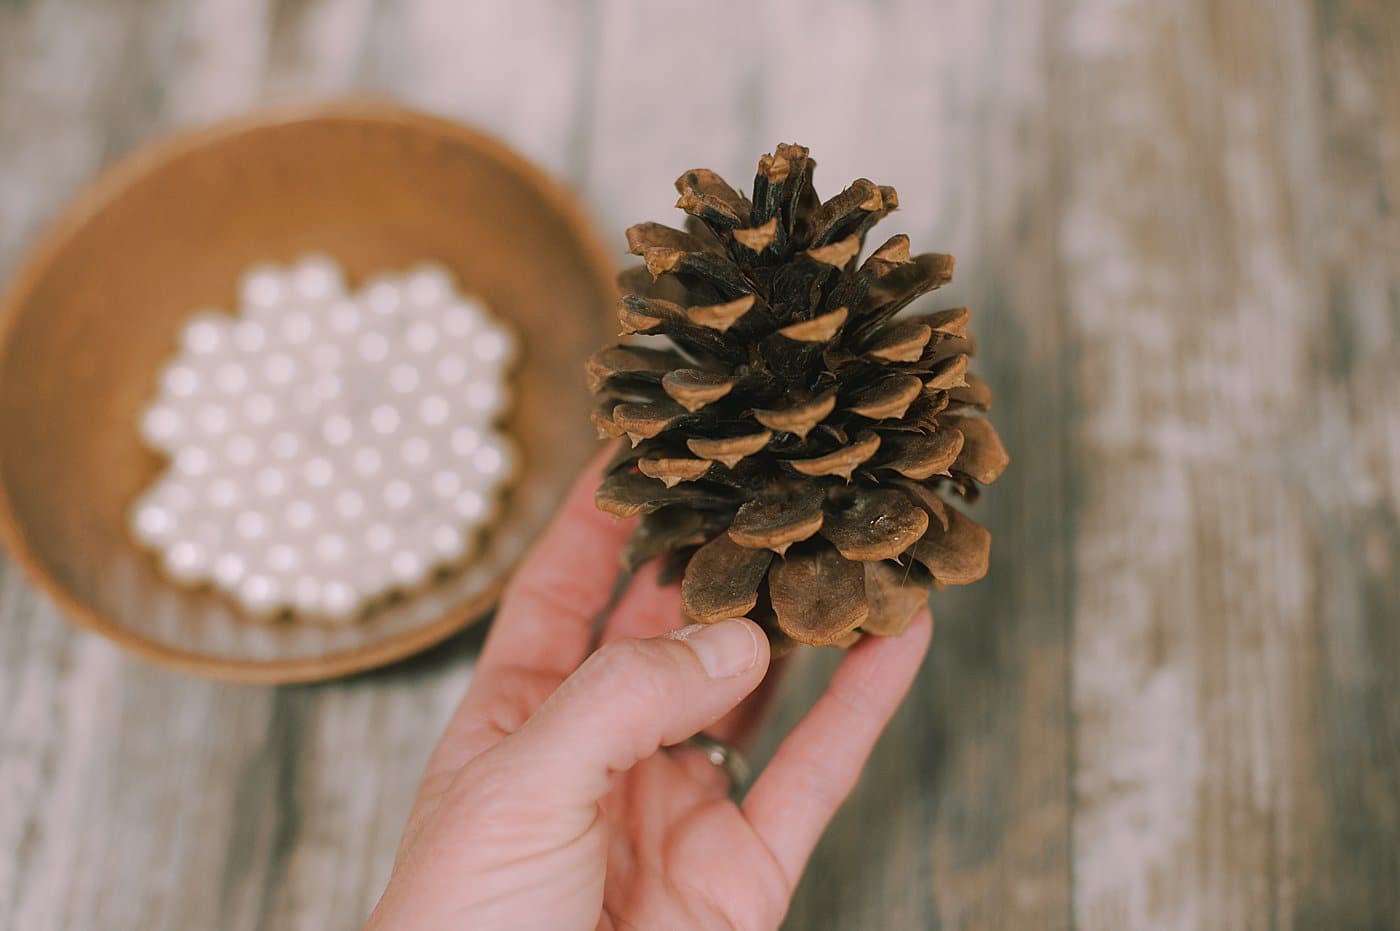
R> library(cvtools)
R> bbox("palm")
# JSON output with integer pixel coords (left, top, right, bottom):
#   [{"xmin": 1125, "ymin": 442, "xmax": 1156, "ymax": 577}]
[{"xmin": 595, "ymin": 722, "xmax": 787, "ymax": 930}]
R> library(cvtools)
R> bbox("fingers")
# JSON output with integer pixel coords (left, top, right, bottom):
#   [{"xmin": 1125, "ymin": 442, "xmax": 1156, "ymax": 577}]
[
  {"xmin": 602, "ymin": 566, "xmax": 776, "ymax": 793},
  {"xmin": 422, "ymin": 449, "xmax": 628, "ymax": 784},
  {"xmin": 668, "ymin": 653, "xmax": 790, "ymax": 794},
  {"xmin": 704, "ymin": 653, "xmax": 788, "ymax": 745},
  {"xmin": 602, "ymin": 566, "xmax": 785, "ymax": 747},
  {"xmin": 501, "ymin": 618, "xmax": 771, "ymax": 806},
  {"xmin": 477, "ymin": 446, "xmax": 632, "ymax": 681},
  {"xmin": 742, "ymin": 611, "xmax": 932, "ymax": 888}
]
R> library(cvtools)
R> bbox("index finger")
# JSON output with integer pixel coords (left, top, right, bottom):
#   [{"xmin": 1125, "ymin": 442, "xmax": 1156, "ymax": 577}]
[
  {"xmin": 477, "ymin": 446, "xmax": 633, "ymax": 680},
  {"xmin": 741, "ymin": 611, "xmax": 933, "ymax": 888}
]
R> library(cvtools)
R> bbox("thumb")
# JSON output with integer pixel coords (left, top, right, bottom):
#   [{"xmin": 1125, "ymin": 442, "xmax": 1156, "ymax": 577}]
[{"xmin": 499, "ymin": 618, "xmax": 770, "ymax": 805}]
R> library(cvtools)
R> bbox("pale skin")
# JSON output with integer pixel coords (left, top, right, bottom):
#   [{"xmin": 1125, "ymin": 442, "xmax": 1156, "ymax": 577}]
[{"xmin": 366, "ymin": 454, "xmax": 933, "ymax": 930}]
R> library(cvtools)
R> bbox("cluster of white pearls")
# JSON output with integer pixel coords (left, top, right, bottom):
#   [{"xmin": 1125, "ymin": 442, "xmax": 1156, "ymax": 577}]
[{"xmin": 129, "ymin": 256, "xmax": 517, "ymax": 623}]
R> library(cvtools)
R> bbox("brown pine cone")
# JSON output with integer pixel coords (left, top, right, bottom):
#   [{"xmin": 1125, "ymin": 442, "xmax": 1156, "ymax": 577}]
[{"xmin": 589, "ymin": 144, "xmax": 1008, "ymax": 650}]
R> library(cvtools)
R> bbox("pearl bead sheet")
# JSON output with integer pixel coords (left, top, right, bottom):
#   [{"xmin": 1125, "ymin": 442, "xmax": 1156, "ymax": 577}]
[{"xmin": 129, "ymin": 256, "xmax": 517, "ymax": 624}]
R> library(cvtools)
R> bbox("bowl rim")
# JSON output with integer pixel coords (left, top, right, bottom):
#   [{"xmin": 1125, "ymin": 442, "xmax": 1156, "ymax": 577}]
[{"xmin": 0, "ymin": 98, "xmax": 617, "ymax": 684}]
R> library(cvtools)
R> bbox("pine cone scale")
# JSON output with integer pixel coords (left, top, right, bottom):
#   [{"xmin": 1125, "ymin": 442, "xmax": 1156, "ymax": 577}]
[
  {"xmin": 770, "ymin": 547, "xmax": 869, "ymax": 646},
  {"xmin": 681, "ymin": 535, "xmax": 773, "ymax": 623}
]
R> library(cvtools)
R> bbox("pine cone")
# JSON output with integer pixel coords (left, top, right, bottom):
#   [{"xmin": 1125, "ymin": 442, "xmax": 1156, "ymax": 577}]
[{"xmin": 589, "ymin": 144, "xmax": 1008, "ymax": 650}]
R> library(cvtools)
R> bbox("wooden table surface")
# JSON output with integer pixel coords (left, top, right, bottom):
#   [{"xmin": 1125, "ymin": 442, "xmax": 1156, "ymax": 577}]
[{"xmin": 2, "ymin": 1, "xmax": 1397, "ymax": 929}]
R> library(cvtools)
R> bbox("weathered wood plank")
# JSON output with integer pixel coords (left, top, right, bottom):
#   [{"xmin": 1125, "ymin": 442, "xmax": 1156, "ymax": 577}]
[
  {"xmin": 1060, "ymin": 0, "xmax": 1400, "ymax": 928},
  {"xmin": 356, "ymin": 0, "xmax": 599, "ymax": 183},
  {"xmin": 0, "ymin": 4, "xmax": 209, "ymax": 928},
  {"xmin": 1287, "ymin": 0, "xmax": 1400, "ymax": 924}
]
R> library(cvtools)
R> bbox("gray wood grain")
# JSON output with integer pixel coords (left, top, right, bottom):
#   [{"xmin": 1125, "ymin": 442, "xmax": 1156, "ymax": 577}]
[
  {"xmin": 1059, "ymin": 2, "xmax": 1400, "ymax": 928},
  {"xmin": 1, "ymin": 0, "xmax": 1397, "ymax": 929}
]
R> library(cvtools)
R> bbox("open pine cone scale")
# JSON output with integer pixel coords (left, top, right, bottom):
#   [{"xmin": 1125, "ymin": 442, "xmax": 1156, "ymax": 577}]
[{"xmin": 591, "ymin": 144, "xmax": 1008, "ymax": 650}]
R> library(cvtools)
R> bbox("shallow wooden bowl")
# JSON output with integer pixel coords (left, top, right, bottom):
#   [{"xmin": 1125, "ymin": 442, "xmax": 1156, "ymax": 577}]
[{"xmin": 0, "ymin": 102, "xmax": 615, "ymax": 683}]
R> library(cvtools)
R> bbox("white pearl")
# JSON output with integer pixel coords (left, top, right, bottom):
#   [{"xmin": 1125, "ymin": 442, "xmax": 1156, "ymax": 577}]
[
  {"xmin": 430, "ymin": 524, "xmax": 467, "ymax": 563},
  {"xmin": 222, "ymin": 432, "xmax": 257, "ymax": 468},
  {"xmin": 131, "ymin": 500, "xmax": 176, "ymax": 545},
  {"xmin": 319, "ymin": 580, "xmax": 358, "ymax": 619},
  {"xmin": 453, "ymin": 489, "xmax": 489, "ymax": 521},
  {"xmin": 242, "ymin": 393, "xmax": 277, "ymax": 428},
  {"xmin": 352, "ymin": 446, "xmax": 384, "ymax": 478},
  {"xmin": 321, "ymin": 414, "xmax": 354, "ymax": 447},
  {"xmin": 291, "ymin": 254, "xmax": 345, "ymax": 302},
  {"xmin": 232, "ymin": 320, "xmax": 268, "ymax": 354},
  {"xmin": 369, "ymin": 404, "xmax": 401, "ymax": 436},
  {"xmin": 435, "ymin": 353, "xmax": 468, "ymax": 386},
  {"xmin": 401, "ymin": 436, "xmax": 433, "ymax": 469},
  {"xmin": 417, "ymin": 394, "xmax": 451, "ymax": 426},
  {"xmin": 314, "ymin": 532, "xmax": 348, "ymax": 564},
  {"xmin": 212, "ymin": 551, "xmax": 248, "ymax": 589},
  {"xmin": 302, "ymin": 456, "xmax": 335, "ymax": 489},
  {"xmin": 383, "ymin": 479, "xmax": 414, "ymax": 511},
  {"xmin": 405, "ymin": 320, "xmax": 438, "ymax": 354},
  {"xmin": 404, "ymin": 264, "xmax": 454, "ymax": 307},
  {"xmin": 279, "ymin": 310, "xmax": 314, "ymax": 346},
  {"xmin": 239, "ymin": 573, "xmax": 282, "ymax": 617},
  {"xmin": 388, "ymin": 362, "xmax": 421, "ymax": 395},
  {"xmin": 430, "ymin": 469, "xmax": 462, "ymax": 499},
  {"xmin": 235, "ymin": 510, "xmax": 268, "ymax": 542},
  {"xmin": 262, "ymin": 352, "xmax": 297, "ymax": 386},
  {"xmin": 390, "ymin": 549, "xmax": 425, "ymax": 586},
  {"xmin": 470, "ymin": 328, "xmax": 514, "ymax": 365},
  {"xmin": 269, "ymin": 430, "xmax": 302, "ymax": 461},
  {"xmin": 357, "ymin": 330, "xmax": 390, "ymax": 363},
  {"xmin": 240, "ymin": 265, "xmax": 286, "ymax": 310},
  {"xmin": 362, "ymin": 279, "xmax": 402, "ymax": 316},
  {"xmin": 181, "ymin": 312, "xmax": 229, "ymax": 356},
  {"xmin": 441, "ymin": 303, "xmax": 483, "ymax": 338},
  {"xmin": 162, "ymin": 363, "xmax": 200, "ymax": 399},
  {"xmin": 463, "ymin": 380, "xmax": 504, "ymax": 417},
  {"xmin": 254, "ymin": 466, "xmax": 288, "ymax": 497},
  {"xmin": 472, "ymin": 441, "xmax": 512, "ymax": 478},
  {"xmin": 140, "ymin": 404, "xmax": 183, "ymax": 447},
  {"xmin": 327, "ymin": 299, "xmax": 362, "ymax": 336},
  {"xmin": 284, "ymin": 498, "xmax": 317, "ymax": 531},
  {"xmin": 266, "ymin": 543, "xmax": 300, "ymax": 574},
  {"xmin": 449, "ymin": 425, "xmax": 482, "ymax": 456},
  {"xmin": 175, "ymin": 446, "xmax": 212, "ymax": 477},
  {"xmin": 365, "ymin": 522, "xmax": 396, "ymax": 553},
  {"xmin": 164, "ymin": 539, "xmax": 208, "ymax": 583},
  {"xmin": 310, "ymin": 373, "xmax": 343, "ymax": 403},
  {"xmin": 207, "ymin": 476, "xmax": 241, "ymax": 510},
  {"xmin": 215, "ymin": 361, "xmax": 248, "ymax": 395},
  {"xmin": 197, "ymin": 403, "xmax": 231, "ymax": 436},
  {"xmin": 333, "ymin": 489, "xmax": 365, "ymax": 520}
]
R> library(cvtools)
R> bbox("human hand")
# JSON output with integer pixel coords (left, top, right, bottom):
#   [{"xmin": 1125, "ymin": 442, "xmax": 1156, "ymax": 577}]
[{"xmin": 366, "ymin": 453, "xmax": 932, "ymax": 931}]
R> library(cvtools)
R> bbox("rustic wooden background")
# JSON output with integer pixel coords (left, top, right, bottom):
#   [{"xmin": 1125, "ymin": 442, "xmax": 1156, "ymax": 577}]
[{"xmin": 2, "ymin": 1, "xmax": 1397, "ymax": 929}]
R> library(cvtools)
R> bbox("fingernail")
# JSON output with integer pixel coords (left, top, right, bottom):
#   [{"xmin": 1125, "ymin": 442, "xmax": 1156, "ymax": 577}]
[{"xmin": 670, "ymin": 619, "xmax": 760, "ymax": 678}]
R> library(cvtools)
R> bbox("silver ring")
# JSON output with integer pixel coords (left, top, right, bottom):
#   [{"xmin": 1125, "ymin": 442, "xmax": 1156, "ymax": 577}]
[{"xmin": 683, "ymin": 733, "xmax": 750, "ymax": 791}]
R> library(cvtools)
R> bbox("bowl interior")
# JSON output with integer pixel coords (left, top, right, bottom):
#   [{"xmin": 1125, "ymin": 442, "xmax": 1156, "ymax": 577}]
[{"xmin": 0, "ymin": 107, "xmax": 615, "ymax": 681}]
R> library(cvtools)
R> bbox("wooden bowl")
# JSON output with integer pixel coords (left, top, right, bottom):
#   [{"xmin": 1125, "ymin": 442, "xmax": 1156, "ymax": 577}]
[{"xmin": 0, "ymin": 102, "xmax": 616, "ymax": 683}]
